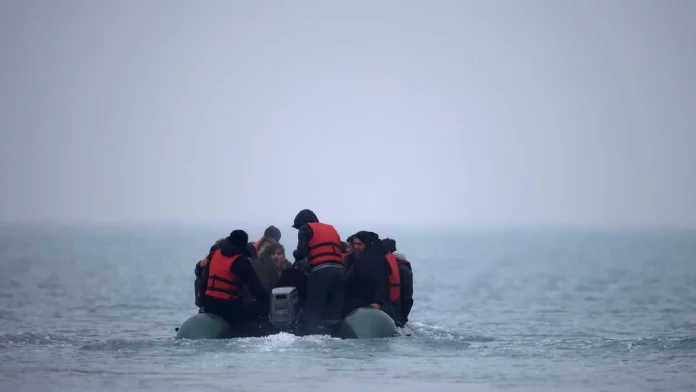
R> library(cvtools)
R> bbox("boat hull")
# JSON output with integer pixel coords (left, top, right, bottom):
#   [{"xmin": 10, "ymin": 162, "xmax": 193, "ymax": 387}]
[{"xmin": 175, "ymin": 307, "xmax": 406, "ymax": 339}]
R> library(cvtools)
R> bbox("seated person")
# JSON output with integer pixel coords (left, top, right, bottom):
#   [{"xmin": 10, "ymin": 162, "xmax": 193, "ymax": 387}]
[
  {"xmin": 343, "ymin": 231, "xmax": 395, "ymax": 320},
  {"xmin": 252, "ymin": 225, "xmax": 282, "ymax": 254},
  {"xmin": 201, "ymin": 230, "xmax": 270, "ymax": 327},
  {"xmin": 382, "ymin": 238, "xmax": 413, "ymax": 324},
  {"xmin": 253, "ymin": 242, "xmax": 292, "ymax": 292},
  {"xmin": 194, "ymin": 237, "xmax": 226, "ymax": 308}
]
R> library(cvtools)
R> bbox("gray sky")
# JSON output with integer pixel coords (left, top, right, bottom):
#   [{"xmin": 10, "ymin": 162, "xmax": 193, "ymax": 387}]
[{"xmin": 1, "ymin": 0, "xmax": 695, "ymax": 228}]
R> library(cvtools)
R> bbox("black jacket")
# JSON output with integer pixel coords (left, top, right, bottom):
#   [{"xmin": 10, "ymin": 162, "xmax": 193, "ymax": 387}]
[
  {"xmin": 194, "ymin": 243, "xmax": 220, "ymax": 307},
  {"xmin": 344, "ymin": 241, "xmax": 390, "ymax": 306},
  {"xmin": 291, "ymin": 209, "xmax": 319, "ymax": 261},
  {"xmin": 398, "ymin": 262, "xmax": 414, "ymax": 322}
]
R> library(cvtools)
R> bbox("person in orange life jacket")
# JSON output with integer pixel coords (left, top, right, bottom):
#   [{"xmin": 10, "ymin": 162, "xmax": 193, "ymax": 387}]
[
  {"xmin": 382, "ymin": 238, "xmax": 413, "ymax": 324},
  {"xmin": 375, "ymin": 238, "xmax": 401, "ymax": 314},
  {"xmin": 253, "ymin": 225, "xmax": 282, "ymax": 254},
  {"xmin": 202, "ymin": 230, "xmax": 270, "ymax": 327},
  {"xmin": 342, "ymin": 232, "xmax": 396, "ymax": 320},
  {"xmin": 194, "ymin": 237, "xmax": 226, "ymax": 310},
  {"xmin": 291, "ymin": 209, "xmax": 345, "ymax": 335}
]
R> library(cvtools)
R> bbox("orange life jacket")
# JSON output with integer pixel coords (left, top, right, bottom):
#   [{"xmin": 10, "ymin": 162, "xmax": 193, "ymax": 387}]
[
  {"xmin": 205, "ymin": 250, "xmax": 244, "ymax": 300},
  {"xmin": 306, "ymin": 222, "xmax": 344, "ymax": 267},
  {"xmin": 253, "ymin": 238, "xmax": 264, "ymax": 249},
  {"xmin": 386, "ymin": 253, "xmax": 401, "ymax": 303}
]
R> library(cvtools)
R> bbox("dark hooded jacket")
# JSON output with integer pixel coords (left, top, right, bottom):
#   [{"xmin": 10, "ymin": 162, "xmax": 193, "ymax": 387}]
[
  {"xmin": 398, "ymin": 261, "xmax": 414, "ymax": 323},
  {"xmin": 202, "ymin": 237, "xmax": 270, "ymax": 307},
  {"xmin": 380, "ymin": 238, "xmax": 414, "ymax": 322},
  {"xmin": 252, "ymin": 243, "xmax": 288, "ymax": 292},
  {"xmin": 291, "ymin": 209, "xmax": 320, "ymax": 261},
  {"xmin": 194, "ymin": 241, "xmax": 224, "ymax": 307},
  {"xmin": 344, "ymin": 232, "xmax": 391, "ymax": 307}
]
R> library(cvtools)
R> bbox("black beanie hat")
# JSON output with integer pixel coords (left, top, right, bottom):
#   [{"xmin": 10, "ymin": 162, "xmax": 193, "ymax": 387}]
[
  {"xmin": 354, "ymin": 231, "xmax": 380, "ymax": 247},
  {"xmin": 382, "ymin": 238, "xmax": 396, "ymax": 253},
  {"xmin": 227, "ymin": 230, "xmax": 249, "ymax": 248},
  {"xmin": 263, "ymin": 225, "xmax": 281, "ymax": 241}
]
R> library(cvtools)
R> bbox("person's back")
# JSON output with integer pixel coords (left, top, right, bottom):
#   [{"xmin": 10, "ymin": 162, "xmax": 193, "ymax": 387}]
[
  {"xmin": 202, "ymin": 230, "xmax": 270, "ymax": 327},
  {"xmin": 251, "ymin": 249, "xmax": 279, "ymax": 293},
  {"xmin": 275, "ymin": 263, "xmax": 309, "ymax": 305},
  {"xmin": 397, "ymin": 257, "xmax": 413, "ymax": 323},
  {"xmin": 291, "ymin": 209, "xmax": 345, "ymax": 335},
  {"xmin": 194, "ymin": 238, "xmax": 226, "ymax": 309},
  {"xmin": 382, "ymin": 238, "xmax": 413, "ymax": 324}
]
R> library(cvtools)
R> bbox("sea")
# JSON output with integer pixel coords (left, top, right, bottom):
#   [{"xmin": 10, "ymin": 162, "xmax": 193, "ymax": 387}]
[{"xmin": 0, "ymin": 223, "xmax": 694, "ymax": 392}]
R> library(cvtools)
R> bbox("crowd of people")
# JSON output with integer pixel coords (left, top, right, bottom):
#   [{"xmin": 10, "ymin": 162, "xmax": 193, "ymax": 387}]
[{"xmin": 193, "ymin": 209, "xmax": 414, "ymax": 336}]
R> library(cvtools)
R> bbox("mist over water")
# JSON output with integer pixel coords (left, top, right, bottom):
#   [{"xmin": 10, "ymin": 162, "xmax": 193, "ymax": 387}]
[{"xmin": 1, "ymin": 0, "xmax": 695, "ymax": 228}]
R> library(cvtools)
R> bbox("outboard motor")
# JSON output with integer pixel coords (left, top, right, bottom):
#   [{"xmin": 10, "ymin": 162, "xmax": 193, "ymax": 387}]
[{"xmin": 269, "ymin": 286, "xmax": 302, "ymax": 332}]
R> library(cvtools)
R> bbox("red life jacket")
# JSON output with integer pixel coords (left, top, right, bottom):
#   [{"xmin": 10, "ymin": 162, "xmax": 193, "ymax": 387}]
[
  {"xmin": 386, "ymin": 253, "xmax": 401, "ymax": 303},
  {"xmin": 204, "ymin": 250, "xmax": 244, "ymax": 300},
  {"xmin": 253, "ymin": 238, "xmax": 264, "ymax": 250},
  {"xmin": 306, "ymin": 222, "xmax": 344, "ymax": 267}
]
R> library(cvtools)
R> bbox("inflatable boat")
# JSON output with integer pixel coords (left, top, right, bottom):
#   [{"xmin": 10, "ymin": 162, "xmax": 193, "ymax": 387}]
[{"xmin": 175, "ymin": 286, "xmax": 413, "ymax": 339}]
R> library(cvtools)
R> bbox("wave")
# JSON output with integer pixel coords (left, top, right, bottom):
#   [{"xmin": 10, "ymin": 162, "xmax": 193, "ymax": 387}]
[{"xmin": 2, "ymin": 328, "xmax": 694, "ymax": 354}]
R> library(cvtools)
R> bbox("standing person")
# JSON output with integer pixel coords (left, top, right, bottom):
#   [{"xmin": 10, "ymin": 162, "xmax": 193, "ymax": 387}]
[{"xmin": 291, "ymin": 209, "xmax": 345, "ymax": 335}]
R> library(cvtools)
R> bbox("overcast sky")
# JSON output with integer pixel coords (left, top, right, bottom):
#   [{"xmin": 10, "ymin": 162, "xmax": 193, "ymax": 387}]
[{"xmin": 1, "ymin": 0, "xmax": 695, "ymax": 228}]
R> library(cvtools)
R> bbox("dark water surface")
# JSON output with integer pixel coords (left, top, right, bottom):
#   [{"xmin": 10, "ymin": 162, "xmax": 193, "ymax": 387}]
[{"xmin": 1, "ymin": 224, "xmax": 694, "ymax": 391}]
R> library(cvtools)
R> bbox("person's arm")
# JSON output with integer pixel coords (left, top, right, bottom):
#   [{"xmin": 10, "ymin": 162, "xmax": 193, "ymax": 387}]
[
  {"xmin": 231, "ymin": 256, "xmax": 270, "ymax": 305},
  {"xmin": 369, "ymin": 256, "xmax": 391, "ymax": 306},
  {"xmin": 399, "ymin": 265, "xmax": 414, "ymax": 320},
  {"xmin": 292, "ymin": 225, "xmax": 313, "ymax": 261}
]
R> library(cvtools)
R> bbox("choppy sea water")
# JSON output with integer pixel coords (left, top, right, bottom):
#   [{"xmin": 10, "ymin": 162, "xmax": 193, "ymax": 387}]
[{"xmin": 0, "ymin": 224, "xmax": 694, "ymax": 392}]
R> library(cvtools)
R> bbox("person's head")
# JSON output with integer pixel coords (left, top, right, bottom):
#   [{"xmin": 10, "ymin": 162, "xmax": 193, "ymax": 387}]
[
  {"xmin": 382, "ymin": 238, "xmax": 396, "ymax": 253},
  {"xmin": 210, "ymin": 237, "xmax": 226, "ymax": 253},
  {"xmin": 340, "ymin": 241, "xmax": 348, "ymax": 254},
  {"xmin": 266, "ymin": 243, "xmax": 287, "ymax": 265},
  {"xmin": 350, "ymin": 236, "xmax": 364, "ymax": 254},
  {"xmin": 226, "ymin": 230, "xmax": 249, "ymax": 248},
  {"xmin": 346, "ymin": 235, "xmax": 355, "ymax": 254},
  {"xmin": 351, "ymin": 231, "xmax": 379, "ymax": 254},
  {"xmin": 292, "ymin": 209, "xmax": 319, "ymax": 229},
  {"xmin": 263, "ymin": 225, "xmax": 281, "ymax": 243}
]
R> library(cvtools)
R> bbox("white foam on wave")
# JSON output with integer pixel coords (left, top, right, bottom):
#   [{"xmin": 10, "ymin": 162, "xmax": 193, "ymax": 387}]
[
  {"xmin": 256, "ymin": 332, "xmax": 300, "ymax": 352},
  {"xmin": 231, "ymin": 331, "xmax": 342, "ymax": 353}
]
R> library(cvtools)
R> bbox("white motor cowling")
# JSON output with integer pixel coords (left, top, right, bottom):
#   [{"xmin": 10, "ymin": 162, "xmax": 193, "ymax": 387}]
[{"xmin": 269, "ymin": 286, "xmax": 301, "ymax": 331}]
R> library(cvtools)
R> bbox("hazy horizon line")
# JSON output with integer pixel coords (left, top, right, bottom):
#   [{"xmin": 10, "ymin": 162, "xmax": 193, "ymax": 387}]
[{"xmin": 1, "ymin": 219, "xmax": 695, "ymax": 233}]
